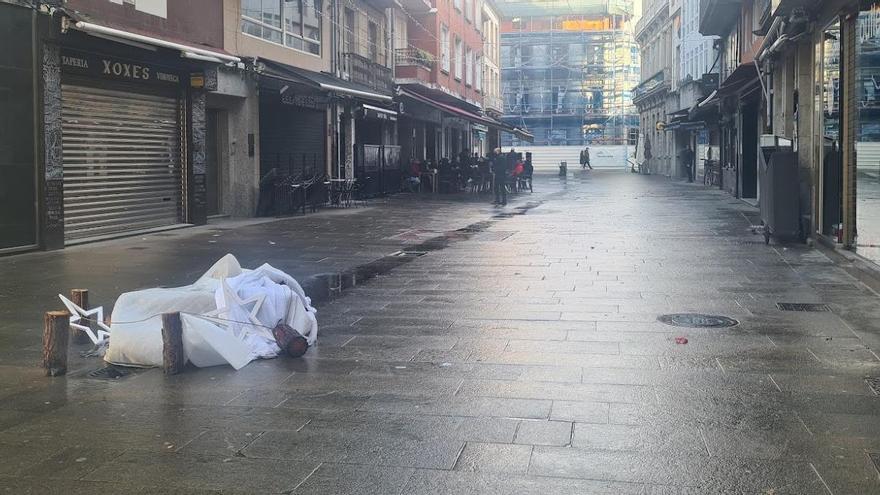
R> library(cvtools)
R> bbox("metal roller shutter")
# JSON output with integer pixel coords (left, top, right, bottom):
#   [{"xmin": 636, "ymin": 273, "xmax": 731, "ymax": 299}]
[
  {"xmin": 259, "ymin": 95, "xmax": 325, "ymax": 177},
  {"xmin": 61, "ymin": 84, "xmax": 183, "ymax": 242}
]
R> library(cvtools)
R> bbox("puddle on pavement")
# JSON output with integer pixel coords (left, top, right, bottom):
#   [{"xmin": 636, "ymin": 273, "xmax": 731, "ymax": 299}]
[{"xmin": 302, "ymin": 200, "xmax": 543, "ymax": 306}]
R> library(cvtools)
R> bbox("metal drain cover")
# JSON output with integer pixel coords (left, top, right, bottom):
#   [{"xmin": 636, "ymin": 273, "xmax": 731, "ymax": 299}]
[
  {"xmin": 658, "ymin": 313, "xmax": 739, "ymax": 328},
  {"xmin": 86, "ymin": 366, "xmax": 132, "ymax": 380},
  {"xmin": 870, "ymin": 452, "xmax": 880, "ymax": 476},
  {"xmin": 776, "ymin": 302, "xmax": 831, "ymax": 312},
  {"xmin": 866, "ymin": 377, "xmax": 880, "ymax": 396}
]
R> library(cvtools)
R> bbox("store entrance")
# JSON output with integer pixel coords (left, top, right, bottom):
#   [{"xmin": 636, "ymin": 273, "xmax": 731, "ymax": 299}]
[
  {"xmin": 821, "ymin": 20, "xmax": 843, "ymax": 239},
  {"xmin": 856, "ymin": 3, "xmax": 880, "ymax": 262}
]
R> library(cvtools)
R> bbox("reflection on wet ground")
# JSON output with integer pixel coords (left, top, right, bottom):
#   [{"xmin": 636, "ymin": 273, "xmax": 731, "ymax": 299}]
[{"xmin": 1, "ymin": 171, "xmax": 880, "ymax": 493}]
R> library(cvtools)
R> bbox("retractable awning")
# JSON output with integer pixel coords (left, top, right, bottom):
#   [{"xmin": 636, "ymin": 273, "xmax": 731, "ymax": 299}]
[
  {"xmin": 70, "ymin": 20, "xmax": 241, "ymax": 64},
  {"xmin": 259, "ymin": 59, "xmax": 392, "ymax": 102},
  {"xmin": 398, "ymin": 88, "xmax": 497, "ymax": 127},
  {"xmin": 717, "ymin": 64, "xmax": 760, "ymax": 96}
]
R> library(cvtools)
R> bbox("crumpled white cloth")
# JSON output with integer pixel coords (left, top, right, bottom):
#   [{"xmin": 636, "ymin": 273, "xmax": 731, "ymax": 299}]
[{"xmin": 104, "ymin": 254, "xmax": 318, "ymax": 370}]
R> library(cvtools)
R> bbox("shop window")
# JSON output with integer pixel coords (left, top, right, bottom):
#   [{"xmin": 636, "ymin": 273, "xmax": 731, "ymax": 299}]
[
  {"xmin": 856, "ymin": 2, "xmax": 880, "ymax": 262},
  {"xmin": 241, "ymin": 0, "xmax": 322, "ymax": 55}
]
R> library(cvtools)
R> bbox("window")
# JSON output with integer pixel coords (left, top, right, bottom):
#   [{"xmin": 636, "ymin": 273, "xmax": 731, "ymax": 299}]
[
  {"xmin": 453, "ymin": 0, "xmax": 461, "ymax": 11},
  {"xmin": 475, "ymin": 0, "xmax": 482, "ymax": 29},
  {"xmin": 343, "ymin": 8, "xmax": 355, "ymax": 54},
  {"xmin": 454, "ymin": 37, "xmax": 463, "ymax": 80},
  {"xmin": 368, "ymin": 21, "xmax": 379, "ymax": 63},
  {"xmin": 465, "ymin": 47, "xmax": 473, "ymax": 85},
  {"xmin": 241, "ymin": 0, "xmax": 322, "ymax": 55},
  {"xmin": 475, "ymin": 54, "xmax": 482, "ymax": 91},
  {"xmin": 440, "ymin": 25, "xmax": 450, "ymax": 72},
  {"xmin": 465, "ymin": 0, "xmax": 472, "ymax": 21}
]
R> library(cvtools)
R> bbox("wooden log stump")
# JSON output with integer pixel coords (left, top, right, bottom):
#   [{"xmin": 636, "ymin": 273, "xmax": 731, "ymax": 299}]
[
  {"xmin": 69, "ymin": 289, "xmax": 92, "ymax": 344},
  {"xmin": 161, "ymin": 312, "xmax": 185, "ymax": 375},
  {"xmin": 43, "ymin": 311, "xmax": 70, "ymax": 377}
]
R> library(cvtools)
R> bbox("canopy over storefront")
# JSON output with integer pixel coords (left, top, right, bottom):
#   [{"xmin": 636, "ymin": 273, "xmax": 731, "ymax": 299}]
[
  {"xmin": 397, "ymin": 88, "xmax": 534, "ymax": 142},
  {"xmin": 258, "ymin": 59, "xmax": 393, "ymax": 103}
]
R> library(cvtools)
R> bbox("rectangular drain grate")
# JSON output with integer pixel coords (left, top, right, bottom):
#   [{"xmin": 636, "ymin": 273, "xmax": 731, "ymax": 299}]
[
  {"xmin": 870, "ymin": 452, "xmax": 880, "ymax": 476},
  {"xmin": 776, "ymin": 302, "xmax": 831, "ymax": 312},
  {"xmin": 866, "ymin": 377, "xmax": 880, "ymax": 396}
]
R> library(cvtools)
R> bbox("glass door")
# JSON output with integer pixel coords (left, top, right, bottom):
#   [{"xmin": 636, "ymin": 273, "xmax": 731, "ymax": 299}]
[{"xmin": 856, "ymin": 3, "xmax": 880, "ymax": 262}]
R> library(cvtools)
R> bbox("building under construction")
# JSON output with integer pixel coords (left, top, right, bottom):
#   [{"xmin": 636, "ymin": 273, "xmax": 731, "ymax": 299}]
[{"xmin": 496, "ymin": 0, "xmax": 640, "ymax": 146}]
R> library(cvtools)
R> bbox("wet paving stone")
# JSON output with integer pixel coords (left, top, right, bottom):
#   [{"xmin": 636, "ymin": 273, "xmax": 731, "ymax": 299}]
[{"xmin": 2, "ymin": 172, "xmax": 880, "ymax": 491}]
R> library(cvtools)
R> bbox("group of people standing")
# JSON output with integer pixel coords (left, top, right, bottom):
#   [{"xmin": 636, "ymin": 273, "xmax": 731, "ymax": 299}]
[{"xmin": 406, "ymin": 149, "xmax": 531, "ymax": 203}]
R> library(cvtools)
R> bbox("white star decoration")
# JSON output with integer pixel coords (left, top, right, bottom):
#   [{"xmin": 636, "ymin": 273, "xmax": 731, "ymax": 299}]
[
  {"xmin": 203, "ymin": 278, "xmax": 266, "ymax": 328},
  {"xmin": 58, "ymin": 294, "xmax": 111, "ymax": 345}
]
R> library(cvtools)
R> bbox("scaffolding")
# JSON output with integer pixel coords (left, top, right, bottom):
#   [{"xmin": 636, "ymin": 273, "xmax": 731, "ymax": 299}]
[{"xmin": 496, "ymin": 0, "xmax": 640, "ymax": 146}]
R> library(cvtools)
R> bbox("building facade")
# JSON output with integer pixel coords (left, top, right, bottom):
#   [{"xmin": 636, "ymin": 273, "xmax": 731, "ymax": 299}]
[
  {"xmin": 633, "ymin": 0, "xmax": 680, "ymax": 177},
  {"xmin": 481, "ymin": 0, "xmax": 503, "ymax": 153},
  {"xmin": 1, "ymin": 0, "xmax": 514, "ymax": 254},
  {"xmin": 393, "ymin": 0, "xmax": 512, "ymax": 164},
  {"xmin": 498, "ymin": 0, "xmax": 641, "ymax": 147},
  {"xmin": 668, "ymin": 0, "xmax": 717, "ymax": 180},
  {"xmin": 0, "ymin": 0, "xmax": 238, "ymax": 253},
  {"xmin": 691, "ymin": 0, "xmax": 880, "ymax": 267}
]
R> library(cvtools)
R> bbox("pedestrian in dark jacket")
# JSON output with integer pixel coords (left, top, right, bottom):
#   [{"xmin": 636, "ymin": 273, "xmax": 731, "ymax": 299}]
[
  {"xmin": 682, "ymin": 145, "xmax": 695, "ymax": 183},
  {"xmin": 491, "ymin": 148, "xmax": 508, "ymax": 205},
  {"xmin": 580, "ymin": 146, "xmax": 592, "ymax": 170}
]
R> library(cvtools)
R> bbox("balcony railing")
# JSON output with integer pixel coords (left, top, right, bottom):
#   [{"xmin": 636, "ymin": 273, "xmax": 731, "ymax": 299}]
[
  {"xmin": 343, "ymin": 52, "xmax": 393, "ymax": 94},
  {"xmin": 394, "ymin": 47, "xmax": 435, "ymax": 71}
]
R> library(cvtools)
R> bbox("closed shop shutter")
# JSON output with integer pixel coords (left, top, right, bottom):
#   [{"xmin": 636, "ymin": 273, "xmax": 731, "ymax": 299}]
[
  {"xmin": 61, "ymin": 84, "xmax": 183, "ymax": 242},
  {"xmin": 259, "ymin": 97, "xmax": 325, "ymax": 177}
]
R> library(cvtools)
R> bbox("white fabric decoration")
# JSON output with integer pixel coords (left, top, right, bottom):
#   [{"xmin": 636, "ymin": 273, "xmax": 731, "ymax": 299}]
[{"xmin": 103, "ymin": 254, "xmax": 318, "ymax": 370}]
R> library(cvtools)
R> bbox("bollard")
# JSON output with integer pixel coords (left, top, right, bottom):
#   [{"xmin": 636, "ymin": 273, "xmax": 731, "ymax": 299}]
[
  {"xmin": 69, "ymin": 289, "xmax": 92, "ymax": 344},
  {"xmin": 161, "ymin": 312, "xmax": 185, "ymax": 375},
  {"xmin": 42, "ymin": 311, "xmax": 70, "ymax": 377}
]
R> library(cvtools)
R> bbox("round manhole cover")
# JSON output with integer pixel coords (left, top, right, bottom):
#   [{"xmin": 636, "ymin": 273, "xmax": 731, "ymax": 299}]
[{"xmin": 657, "ymin": 313, "xmax": 739, "ymax": 328}]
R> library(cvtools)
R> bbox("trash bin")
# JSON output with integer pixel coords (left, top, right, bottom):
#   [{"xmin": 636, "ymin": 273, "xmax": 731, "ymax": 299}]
[{"xmin": 759, "ymin": 136, "xmax": 800, "ymax": 244}]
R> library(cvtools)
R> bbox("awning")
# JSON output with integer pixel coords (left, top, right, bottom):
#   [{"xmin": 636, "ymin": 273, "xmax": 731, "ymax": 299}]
[
  {"xmin": 511, "ymin": 128, "xmax": 534, "ymax": 143},
  {"xmin": 397, "ymin": 88, "xmax": 534, "ymax": 142},
  {"xmin": 496, "ymin": 121, "xmax": 534, "ymax": 142},
  {"xmin": 71, "ymin": 20, "xmax": 240, "ymax": 63},
  {"xmin": 398, "ymin": 88, "xmax": 497, "ymax": 127},
  {"xmin": 718, "ymin": 64, "xmax": 760, "ymax": 96},
  {"xmin": 259, "ymin": 59, "xmax": 392, "ymax": 102},
  {"xmin": 359, "ymin": 103, "xmax": 397, "ymax": 121}
]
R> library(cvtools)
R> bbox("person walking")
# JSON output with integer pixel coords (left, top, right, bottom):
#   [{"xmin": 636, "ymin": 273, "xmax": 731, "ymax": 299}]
[{"xmin": 583, "ymin": 146, "xmax": 593, "ymax": 170}]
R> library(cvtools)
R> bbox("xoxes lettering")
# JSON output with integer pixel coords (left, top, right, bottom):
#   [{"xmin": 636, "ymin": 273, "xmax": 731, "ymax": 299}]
[{"xmin": 102, "ymin": 59, "xmax": 151, "ymax": 80}]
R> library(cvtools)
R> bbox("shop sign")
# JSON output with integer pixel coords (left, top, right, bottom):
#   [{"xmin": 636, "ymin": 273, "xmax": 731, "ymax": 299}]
[
  {"xmin": 281, "ymin": 92, "xmax": 328, "ymax": 109},
  {"xmin": 61, "ymin": 49, "xmax": 181, "ymax": 86},
  {"xmin": 360, "ymin": 107, "xmax": 397, "ymax": 122}
]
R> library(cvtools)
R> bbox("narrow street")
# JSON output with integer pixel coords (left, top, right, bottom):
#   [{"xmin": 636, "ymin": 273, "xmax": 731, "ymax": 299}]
[{"xmin": 2, "ymin": 171, "xmax": 880, "ymax": 494}]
